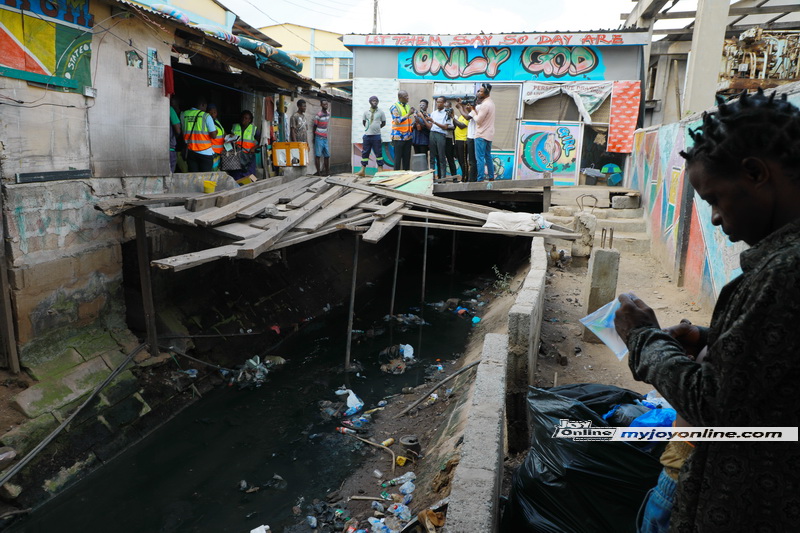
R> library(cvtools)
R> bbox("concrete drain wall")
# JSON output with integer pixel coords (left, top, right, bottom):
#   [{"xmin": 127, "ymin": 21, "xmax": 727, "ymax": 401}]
[{"xmin": 443, "ymin": 238, "xmax": 548, "ymax": 533}]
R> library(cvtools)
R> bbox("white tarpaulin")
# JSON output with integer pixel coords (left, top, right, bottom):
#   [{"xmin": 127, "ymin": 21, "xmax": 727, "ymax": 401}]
[
  {"xmin": 483, "ymin": 212, "xmax": 552, "ymax": 232},
  {"xmin": 522, "ymin": 81, "xmax": 613, "ymax": 124}
]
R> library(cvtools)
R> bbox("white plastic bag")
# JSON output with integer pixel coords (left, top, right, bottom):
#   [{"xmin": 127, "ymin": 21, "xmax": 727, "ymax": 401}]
[{"xmin": 579, "ymin": 299, "xmax": 629, "ymax": 360}]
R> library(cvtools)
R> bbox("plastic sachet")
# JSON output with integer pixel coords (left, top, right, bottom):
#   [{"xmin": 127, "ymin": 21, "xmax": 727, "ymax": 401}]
[{"xmin": 579, "ymin": 299, "xmax": 629, "ymax": 360}]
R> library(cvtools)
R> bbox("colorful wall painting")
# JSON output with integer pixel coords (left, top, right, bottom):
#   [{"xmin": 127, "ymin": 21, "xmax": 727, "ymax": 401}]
[
  {"xmin": 490, "ymin": 150, "xmax": 514, "ymax": 180},
  {"xmin": 517, "ymin": 121, "xmax": 582, "ymax": 185},
  {"xmin": 398, "ymin": 46, "xmax": 606, "ymax": 81},
  {"xmin": 0, "ymin": 1, "xmax": 93, "ymax": 92}
]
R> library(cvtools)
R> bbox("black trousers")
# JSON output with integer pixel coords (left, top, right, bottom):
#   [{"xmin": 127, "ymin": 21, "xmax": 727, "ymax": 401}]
[
  {"xmin": 455, "ymin": 140, "xmax": 468, "ymax": 179},
  {"xmin": 445, "ymin": 136, "xmax": 457, "ymax": 176},
  {"xmin": 187, "ymin": 151, "xmax": 214, "ymax": 172},
  {"xmin": 429, "ymin": 132, "xmax": 447, "ymax": 178},
  {"xmin": 466, "ymin": 138, "xmax": 478, "ymax": 181},
  {"xmin": 392, "ymin": 140, "xmax": 412, "ymax": 170}
]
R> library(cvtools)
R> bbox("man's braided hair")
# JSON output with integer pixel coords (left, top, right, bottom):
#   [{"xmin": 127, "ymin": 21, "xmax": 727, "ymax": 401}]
[{"xmin": 679, "ymin": 88, "xmax": 800, "ymax": 180}]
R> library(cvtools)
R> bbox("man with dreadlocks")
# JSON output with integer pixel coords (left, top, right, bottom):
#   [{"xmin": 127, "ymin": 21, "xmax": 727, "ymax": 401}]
[{"xmin": 615, "ymin": 89, "xmax": 800, "ymax": 532}]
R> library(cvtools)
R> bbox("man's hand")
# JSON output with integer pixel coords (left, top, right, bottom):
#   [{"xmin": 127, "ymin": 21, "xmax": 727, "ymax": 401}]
[
  {"xmin": 663, "ymin": 319, "xmax": 705, "ymax": 358},
  {"xmin": 614, "ymin": 293, "xmax": 660, "ymax": 342}
]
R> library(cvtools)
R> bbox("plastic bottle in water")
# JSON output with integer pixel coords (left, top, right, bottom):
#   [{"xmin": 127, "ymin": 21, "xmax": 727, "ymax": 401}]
[
  {"xmin": 388, "ymin": 503, "xmax": 412, "ymax": 521},
  {"xmin": 367, "ymin": 517, "xmax": 394, "ymax": 533},
  {"xmin": 306, "ymin": 515, "xmax": 317, "ymax": 528},
  {"xmin": 402, "ymin": 493, "xmax": 413, "ymax": 505},
  {"xmin": 335, "ymin": 427, "xmax": 357, "ymax": 435},
  {"xmin": 371, "ymin": 501, "xmax": 385, "ymax": 512},
  {"xmin": 382, "ymin": 471, "xmax": 416, "ymax": 487},
  {"xmin": 398, "ymin": 480, "xmax": 415, "ymax": 495}
]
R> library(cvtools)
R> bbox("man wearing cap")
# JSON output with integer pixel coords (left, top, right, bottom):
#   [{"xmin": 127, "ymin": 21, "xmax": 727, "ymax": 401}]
[{"xmin": 357, "ymin": 96, "xmax": 386, "ymax": 177}]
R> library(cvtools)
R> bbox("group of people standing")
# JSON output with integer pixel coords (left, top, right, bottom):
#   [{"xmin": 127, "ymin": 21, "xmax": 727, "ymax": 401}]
[
  {"xmin": 357, "ymin": 84, "xmax": 495, "ymax": 181},
  {"xmin": 170, "ymin": 96, "xmax": 258, "ymax": 180},
  {"xmin": 289, "ymin": 99, "xmax": 331, "ymax": 176}
]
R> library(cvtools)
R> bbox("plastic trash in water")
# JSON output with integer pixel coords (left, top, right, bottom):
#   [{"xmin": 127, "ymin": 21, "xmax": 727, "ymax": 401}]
[
  {"xmin": 424, "ymin": 393, "xmax": 438, "ymax": 406},
  {"xmin": 398, "ymin": 480, "xmax": 415, "ymax": 495},
  {"xmin": 383, "ymin": 472, "xmax": 416, "ymax": 487},
  {"xmin": 399, "ymin": 344, "xmax": 415, "ymax": 361},
  {"xmin": 250, "ymin": 526, "xmax": 270, "ymax": 533},
  {"xmin": 371, "ymin": 501, "xmax": 385, "ymax": 512},
  {"xmin": 335, "ymin": 387, "xmax": 364, "ymax": 416},
  {"xmin": 367, "ymin": 517, "xmax": 395, "ymax": 533},
  {"xmin": 388, "ymin": 503, "xmax": 412, "ymax": 521},
  {"xmin": 472, "ymin": 316, "xmax": 481, "ymax": 324},
  {"xmin": 645, "ymin": 390, "xmax": 674, "ymax": 410},
  {"xmin": 631, "ymin": 408, "xmax": 677, "ymax": 428},
  {"xmin": 579, "ymin": 299, "xmax": 629, "ymax": 360},
  {"xmin": 306, "ymin": 515, "xmax": 318, "ymax": 528},
  {"xmin": 377, "ymin": 400, "xmax": 388, "ymax": 407}
]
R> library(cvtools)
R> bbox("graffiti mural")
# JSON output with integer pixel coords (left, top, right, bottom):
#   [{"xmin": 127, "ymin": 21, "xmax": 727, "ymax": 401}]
[
  {"xmin": 490, "ymin": 151, "xmax": 514, "ymax": 180},
  {"xmin": 626, "ymin": 119, "xmax": 746, "ymax": 305},
  {"xmin": 0, "ymin": 1, "xmax": 93, "ymax": 92},
  {"xmin": 398, "ymin": 46, "xmax": 605, "ymax": 81},
  {"xmin": 351, "ymin": 142, "xmax": 393, "ymax": 174},
  {"xmin": 517, "ymin": 121, "xmax": 582, "ymax": 185}
]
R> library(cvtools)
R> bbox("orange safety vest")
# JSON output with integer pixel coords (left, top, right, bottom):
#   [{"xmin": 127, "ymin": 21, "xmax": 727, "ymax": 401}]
[
  {"xmin": 181, "ymin": 109, "xmax": 213, "ymax": 152},
  {"xmin": 211, "ymin": 120, "xmax": 225, "ymax": 154},
  {"xmin": 232, "ymin": 123, "xmax": 257, "ymax": 152}
]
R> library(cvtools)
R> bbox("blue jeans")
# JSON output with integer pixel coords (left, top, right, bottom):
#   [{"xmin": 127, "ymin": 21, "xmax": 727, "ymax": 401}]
[
  {"xmin": 314, "ymin": 136, "xmax": 330, "ymax": 157},
  {"xmin": 474, "ymin": 137, "xmax": 493, "ymax": 181},
  {"xmin": 637, "ymin": 469, "xmax": 677, "ymax": 533}
]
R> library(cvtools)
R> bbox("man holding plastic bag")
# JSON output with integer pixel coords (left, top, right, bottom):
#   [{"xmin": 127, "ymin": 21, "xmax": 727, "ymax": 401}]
[{"xmin": 614, "ymin": 90, "xmax": 800, "ymax": 532}]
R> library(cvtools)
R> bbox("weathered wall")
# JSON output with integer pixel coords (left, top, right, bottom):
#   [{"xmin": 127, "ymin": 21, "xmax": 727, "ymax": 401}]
[
  {"xmin": 625, "ymin": 82, "xmax": 800, "ymax": 306},
  {"xmin": 87, "ymin": 3, "xmax": 173, "ymax": 177}
]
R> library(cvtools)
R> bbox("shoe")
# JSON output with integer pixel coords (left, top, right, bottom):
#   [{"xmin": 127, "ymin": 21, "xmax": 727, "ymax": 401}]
[{"xmin": 355, "ymin": 169, "xmax": 366, "ymax": 177}]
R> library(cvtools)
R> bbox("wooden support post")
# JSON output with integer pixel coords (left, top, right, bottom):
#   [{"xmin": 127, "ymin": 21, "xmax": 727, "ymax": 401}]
[
  {"xmin": 344, "ymin": 234, "xmax": 360, "ymax": 370},
  {"xmin": 0, "ymin": 186, "xmax": 19, "ymax": 374},
  {"xmin": 390, "ymin": 226, "xmax": 402, "ymax": 317},
  {"xmin": 135, "ymin": 217, "xmax": 159, "ymax": 359},
  {"xmin": 421, "ymin": 210, "xmax": 429, "ymax": 306}
]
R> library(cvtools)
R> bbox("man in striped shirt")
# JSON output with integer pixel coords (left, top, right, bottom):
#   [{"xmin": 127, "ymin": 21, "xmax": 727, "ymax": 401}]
[
  {"xmin": 390, "ymin": 90, "xmax": 415, "ymax": 170},
  {"xmin": 313, "ymin": 99, "xmax": 331, "ymax": 176}
]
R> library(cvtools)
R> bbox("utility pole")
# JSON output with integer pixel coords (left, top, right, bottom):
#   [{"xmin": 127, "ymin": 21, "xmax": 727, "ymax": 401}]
[{"xmin": 372, "ymin": 0, "xmax": 377, "ymax": 33}]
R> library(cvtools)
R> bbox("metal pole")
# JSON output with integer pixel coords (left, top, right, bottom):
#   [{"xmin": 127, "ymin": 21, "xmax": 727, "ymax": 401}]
[
  {"xmin": 344, "ymin": 234, "xmax": 360, "ymax": 370},
  {"xmin": 421, "ymin": 212, "xmax": 429, "ymax": 306},
  {"xmin": 135, "ymin": 217, "xmax": 159, "ymax": 359},
  {"xmin": 389, "ymin": 226, "xmax": 402, "ymax": 317},
  {"xmin": 372, "ymin": 0, "xmax": 378, "ymax": 33}
]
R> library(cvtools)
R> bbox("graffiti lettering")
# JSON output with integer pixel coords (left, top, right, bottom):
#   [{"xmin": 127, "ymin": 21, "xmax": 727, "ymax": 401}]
[
  {"xmin": 557, "ymin": 126, "xmax": 575, "ymax": 157},
  {"xmin": 4, "ymin": 0, "xmax": 93, "ymax": 27},
  {"xmin": 411, "ymin": 47, "xmax": 511, "ymax": 79},
  {"xmin": 349, "ymin": 33, "xmax": 641, "ymax": 47},
  {"xmin": 581, "ymin": 34, "xmax": 624, "ymax": 45},
  {"xmin": 521, "ymin": 46, "xmax": 599, "ymax": 78},
  {"xmin": 535, "ymin": 35, "xmax": 573, "ymax": 46}
]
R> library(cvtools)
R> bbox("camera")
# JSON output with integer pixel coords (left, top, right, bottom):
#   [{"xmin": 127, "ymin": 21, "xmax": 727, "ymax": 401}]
[{"xmin": 461, "ymin": 95, "xmax": 476, "ymax": 106}]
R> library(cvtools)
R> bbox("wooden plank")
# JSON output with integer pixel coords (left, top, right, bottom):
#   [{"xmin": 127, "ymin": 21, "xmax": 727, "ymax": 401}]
[
  {"xmin": 433, "ymin": 178, "xmax": 552, "ymax": 194},
  {"xmin": 136, "ymin": 192, "xmax": 203, "ymax": 201},
  {"xmin": 326, "ymin": 178, "xmax": 491, "ymax": 221},
  {"xmin": 398, "ymin": 208, "xmax": 483, "ymax": 226},
  {"xmin": 398, "ymin": 220, "xmax": 581, "ymax": 240},
  {"xmin": 279, "ymin": 178, "xmax": 320, "ymax": 203},
  {"xmin": 236, "ymin": 187, "xmax": 346, "ymax": 259},
  {"xmin": 135, "ymin": 218, "xmax": 159, "ymax": 358},
  {"xmin": 96, "ymin": 197, "xmax": 191, "ymax": 216},
  {"xmin": 148, "ymin": 205, "xmax": 193, "ymax": 223},
  {"xmin": 234, "ymin": 179, "xmax": 314, "ymax": 219},
  {"xmin": 362, "ymin": 214, "xmax": 402, "ymax": 244},
  {"xmin": 375, "ymin": 200, "xmax": 405, "ymax": 218},
  {"xmin": 194, "ymin": 189, "xmax": 286, "ymax": 227},
  {"xmin": 186, "ymin": 178, "xmax": 279, "ymax": 212},
  {"xmin": 293, "ymin": 191, "xmax": 372, "ymax": 233},
  {"xmin": 287, "ymin": 183, "xmax": 332, "ymax": 208},
  {"xmin": 151, "ymin": 245, "xmax": 241, "ymax": 271},
  {"xmin": 211, "ymin": 221, "xmax": 267, "ymax": 240}
]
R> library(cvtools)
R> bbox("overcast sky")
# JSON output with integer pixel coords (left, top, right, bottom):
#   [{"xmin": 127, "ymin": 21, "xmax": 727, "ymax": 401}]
[{"xmin": 219, "ymin": 0, "xmax": 638, "ymax": 37}]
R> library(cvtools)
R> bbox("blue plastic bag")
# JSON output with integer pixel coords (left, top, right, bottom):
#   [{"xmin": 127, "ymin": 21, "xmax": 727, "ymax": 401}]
[{"xmin": 630, "ymin": 408, "xmax": 677, "ymax": 428}]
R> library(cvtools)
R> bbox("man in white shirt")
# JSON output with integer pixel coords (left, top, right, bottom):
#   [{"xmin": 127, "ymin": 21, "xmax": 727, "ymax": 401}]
[
  {"xmin": 464, "ymin": 83, "xmax": 496, "ymax": 181},
  {"xmin": 423, "ymin": 96, "xmax": 453, "ymax": 180}
]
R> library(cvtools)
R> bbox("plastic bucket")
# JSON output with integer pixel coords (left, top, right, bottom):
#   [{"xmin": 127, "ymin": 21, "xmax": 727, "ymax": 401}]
[{"xmin": 203, "ymin": 180, "xmax": 217, "ymax": 193}]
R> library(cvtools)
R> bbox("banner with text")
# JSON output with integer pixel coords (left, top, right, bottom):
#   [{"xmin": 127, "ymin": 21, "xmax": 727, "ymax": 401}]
[{"xmin": 398, "ymin": 46, "xmax": 606, "ymax": 82}]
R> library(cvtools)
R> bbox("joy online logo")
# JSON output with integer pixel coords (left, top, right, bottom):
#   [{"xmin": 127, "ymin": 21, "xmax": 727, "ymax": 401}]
[
  {"xmin": 409, "ymin": 46, "xmax": 600, "ymax": 79},
  {"xmin": 552, "ymin": 419, "xmax": 616, "ymax": 440}
]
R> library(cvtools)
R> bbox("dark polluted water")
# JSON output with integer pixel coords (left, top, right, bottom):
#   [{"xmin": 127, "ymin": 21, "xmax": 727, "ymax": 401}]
[{"xmin": 9, "ymin": 269, "xmax": 483, "ymax": 533}]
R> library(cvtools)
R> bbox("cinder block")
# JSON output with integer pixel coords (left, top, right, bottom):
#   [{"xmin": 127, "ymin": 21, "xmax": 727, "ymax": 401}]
[
  {"xmin": 583, "ymin": 248, "xmax": 621, "ymax": 343},
  {"xmin": 0, "ymin": 413, "xmax": 59, "ymax": 455},
  {"xmin": 612, "ymin": 195, "xmax": 641, "ymax": 209},
  {"xmin": 74, "ymin": 246, "xmax": 120, "ymax": 278},
  {"xmin": 19, "ymin": 257, "xmax": 77, "ymax": 293},
  {"xmin": 25, "ymin": 347, "xmax": 85, "ymax": 382},
  {"xmin": 508, "ymin": 304, "xmax": 533, "ymax": 347}
]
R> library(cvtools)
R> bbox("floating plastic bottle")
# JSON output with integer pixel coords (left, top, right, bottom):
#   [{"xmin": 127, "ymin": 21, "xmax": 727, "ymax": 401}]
[
  {"xmin": 336, "ymin": 387, "xmax": 365, "ymax": 416},
  {"xmin": 371, "ymin": 501, "xmax": 385, "ymax": 512},
  {"xmin": 424, "ymin": 393, "xmax": 438, "ymax": 406},
  {"xmin": 335, "ymin": 427, "xmax": 357, "ymax": 435},
  {"xmin": 387, "ymin": 503, "xmax": 412, "ymax": 521},
  {"xmin": 381, "ymin": 438, "xmax": 395, "ymax": 447},
  {"xmin": 306, "ymin": 515, "xmax": 317, "ymax": 528},
  {"xmin": 382, "ymin": 471, "xmax": 416, "ymax": 487},
  {"xmin": 367, "ymin": 517, "xmax": 394, "ymax": 533},
  {"xmin": 372, "ymin": 469, "xmax": 383, "ymax": 479},
  {"xmin": 398, "ymin": 480, "xmax": 415, "ymax": 495}
]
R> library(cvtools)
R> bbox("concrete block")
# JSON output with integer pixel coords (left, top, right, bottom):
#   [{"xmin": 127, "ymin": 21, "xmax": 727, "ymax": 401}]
[
  {"xmin": 87, "ymin": 178, "xmax": 123, "ymax": 197},
  {"xmin": 0, "ymin": 414, "xmax": 59, "ymax": 455},
  {"xmin": 98, "ymin": 370, "xmax": 140, "ymax": 406},
  {"xmin": 0, "ymin": 482, "xmax": 22, "ymax": 500},
  {"xmin": 110, "ymin": 329, "xmax": 142, "ymax": 354},
  {"xmin": 13, "ymin": 357, "xmax": 111, "ymax": 418},
  {"xmin": 42, "ymin": 452, "xmax": 98, "ymax": 495},
  {"xmin": 122, "ymin": 176, "xmax": 165, "ymax": 197},
  {"xmin": 100, "ymin": 393, "xmax": 151, "ymax": 429},
  {"xmin": 612, "ymin": 195, "xmax": 641, "ymax": 209},
  {"xmin": 508, "ymin": 304, "xmax": 533, "ymax": 347},
  {"xmin": 572, "ymin": 212, "xmax": 597, "ymax": 257},
  {"xmin": 18, "ymin": 257, "xmax": 77, "ymax": 293},
  {"xmin": 583, "ymin": 248, "xmax": 620, "ymax": 344},
  {"xmin": 98, "ymin": 349, "xmax": 127, "ymax": 371},
  {"xmin": 74, "ymin": 245, "xmax": 120, "ymax": 278},
  {"xmin": 67, "ymin": 330, "xmax": 120, "ymax": 360},
  {"xmin": 25, "ymin": 347, "xmax": 85, "ymax": 382}
]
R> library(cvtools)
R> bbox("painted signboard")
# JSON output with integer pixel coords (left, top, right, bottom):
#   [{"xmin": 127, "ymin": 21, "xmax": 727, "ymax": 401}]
[
  {"xmin": 490, "ymin": 151, "xmax": 515, "ymax": 180},
  {"xmin": 517, "ymin": 121, "xmax": 582, "ymax": 186},
  {"xmin": 344, "ymin": 32, "xmax": 650, "ymax": 47},
  {"xmin": 0, "ymin": 1, "xmax": 93, "ymax": 92},
  {"xmin": 398, "ymin": 46, "xmax": 606, "ymax": 81}
]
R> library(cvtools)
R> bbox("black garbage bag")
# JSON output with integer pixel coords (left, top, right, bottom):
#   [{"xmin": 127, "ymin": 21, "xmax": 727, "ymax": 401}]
[
  {"xmin": 501, "ymin": 386, "xmax": 662, "ymax": 533},
  {"xmin": 549, "ymin": 383, "xmax": 645, "ymax": 417}
]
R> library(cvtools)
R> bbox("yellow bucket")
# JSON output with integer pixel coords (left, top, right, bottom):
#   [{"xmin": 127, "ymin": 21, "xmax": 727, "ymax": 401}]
[{"xmin": 203, "ymin": 180, "xmax": 217, "ymax": 193}]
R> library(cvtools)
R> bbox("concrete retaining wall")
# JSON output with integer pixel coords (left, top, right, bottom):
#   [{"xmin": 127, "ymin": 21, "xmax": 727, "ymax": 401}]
[{"xmin": 443, "ymin": 333, "xmax": 508, "ymax": 533}]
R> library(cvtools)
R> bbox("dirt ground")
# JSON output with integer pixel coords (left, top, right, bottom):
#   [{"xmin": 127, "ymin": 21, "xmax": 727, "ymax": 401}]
[{"xmin": 0, "ymin": 372, "xmax": 35, "ymax": 435}]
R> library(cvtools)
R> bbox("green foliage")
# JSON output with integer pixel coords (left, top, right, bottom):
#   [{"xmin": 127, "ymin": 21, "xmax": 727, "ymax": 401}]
[{"xmin": 492, "ymin": 265, "xmax": 512, "ymax": 294}]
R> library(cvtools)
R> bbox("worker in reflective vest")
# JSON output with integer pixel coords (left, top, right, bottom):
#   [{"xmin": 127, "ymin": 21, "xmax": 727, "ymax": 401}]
[
  {"xmin": 208, "ymin": 104, "xmax": 225, "ymax": 171},
  {"xmin": 180, "ymin": 96, "xmax": 217, "ymax": 172},
  {"xmin": 231, "ymin": 110, "xmax": 259, "ymax": 177}
]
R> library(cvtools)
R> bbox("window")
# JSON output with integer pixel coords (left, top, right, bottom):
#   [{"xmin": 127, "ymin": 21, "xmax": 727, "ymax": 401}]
[
  {"xmin": 338, "ymin": 58, "xmax": 353, "ymax": 79},
  {"xmin": 315, "ymin": 57, "xmax": 334, "ymax": 79}
]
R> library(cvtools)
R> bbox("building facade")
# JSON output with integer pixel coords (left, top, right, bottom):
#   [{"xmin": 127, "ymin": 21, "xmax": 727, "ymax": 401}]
[{"xmin": 260, "ymin": 23, "xmax": 354, "ymax": 83}]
